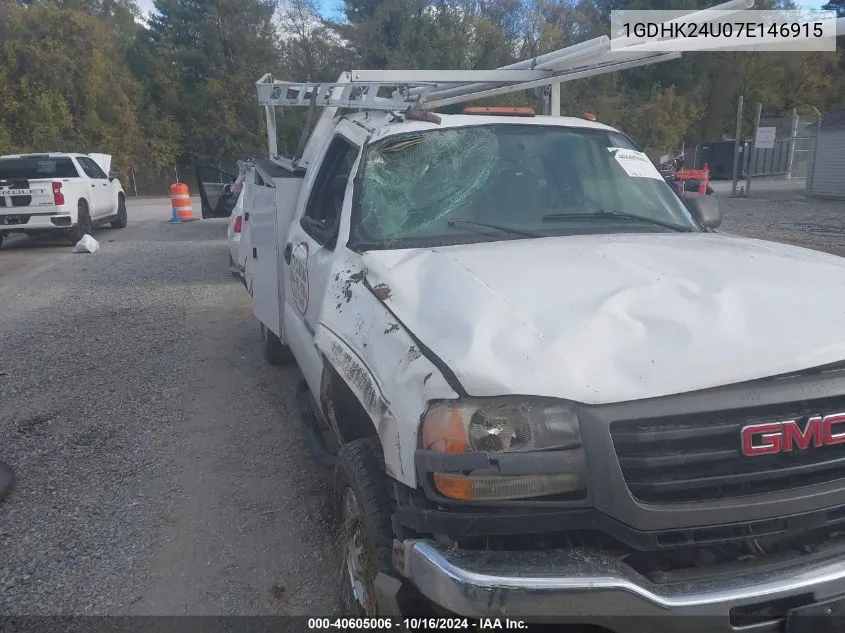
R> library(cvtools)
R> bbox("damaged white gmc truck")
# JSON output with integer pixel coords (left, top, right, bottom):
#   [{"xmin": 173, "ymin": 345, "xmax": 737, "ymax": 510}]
[{"xmin": 241, "ymin": 51, "xmax": 845, "ymax": 631}]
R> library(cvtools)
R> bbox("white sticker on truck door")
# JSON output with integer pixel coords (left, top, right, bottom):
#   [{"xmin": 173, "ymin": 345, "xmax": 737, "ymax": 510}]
[{"xmin": 608, "ymin": 148, "xmax": 664, "ymax": 180}]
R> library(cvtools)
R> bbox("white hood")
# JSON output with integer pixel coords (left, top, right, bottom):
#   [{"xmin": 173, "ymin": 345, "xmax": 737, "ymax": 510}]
[
  {"xmin": 88, "ymin": 153, "xmax": 112, "ymax": 174},
  {"xmin": 362, "ymin": 233, "xmax": 845, "ymax": 405}
]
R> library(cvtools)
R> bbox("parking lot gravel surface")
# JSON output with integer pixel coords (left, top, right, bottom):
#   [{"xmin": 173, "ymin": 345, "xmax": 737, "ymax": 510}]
[
  {"xmin": 0, "ymin": 191, "xmax": 843, "ymax": 616},
  {"xmin": 0, "ymin": 199, "xmax": 339, "ymax": 616},
  {"xmin": 716, "ymin": 187, "xmax": 845, "ymax": 257}
]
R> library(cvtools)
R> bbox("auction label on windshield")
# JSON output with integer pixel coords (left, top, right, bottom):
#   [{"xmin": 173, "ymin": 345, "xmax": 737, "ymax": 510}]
[{"xmin": 608, "ymin": 148, "xmax": 664, "ymax": 181}]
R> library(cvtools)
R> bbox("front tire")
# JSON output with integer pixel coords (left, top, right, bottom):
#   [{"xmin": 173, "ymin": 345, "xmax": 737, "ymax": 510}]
[
  {"xmin": 111, "ymin": 195, "xmax": 128, "ymax": 229},
  {"xmin": 335, "ymin": 438, "xmax": 397, "ymax": 616}
]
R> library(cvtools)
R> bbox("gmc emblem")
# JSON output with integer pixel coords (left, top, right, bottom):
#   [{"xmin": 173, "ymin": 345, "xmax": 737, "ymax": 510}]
[{"xmin": 741, "ymin": 413, "xmax": 845, "ymax": 456}]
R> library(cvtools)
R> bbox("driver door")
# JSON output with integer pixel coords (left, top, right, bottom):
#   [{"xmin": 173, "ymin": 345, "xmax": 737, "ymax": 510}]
[
  {"xmin": 281, "ymin": 129, "xmax": 363, "ymax": 392},
  {"xmin": 196, "ymin": 165, "xmax": 238, "ymax": 218}
]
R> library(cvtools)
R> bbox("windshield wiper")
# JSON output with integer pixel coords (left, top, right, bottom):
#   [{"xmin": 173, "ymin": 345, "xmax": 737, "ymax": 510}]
[
  {"xmin": 447, "ymin": 219, "xmax": 542, "ymax": 238},
  {"xmin": 542, "ymin": 210, "xmax": 693, "ymax": 233}
]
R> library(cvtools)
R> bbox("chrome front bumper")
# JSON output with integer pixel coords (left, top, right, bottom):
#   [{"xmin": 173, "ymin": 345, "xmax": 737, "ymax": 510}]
[{"xmin": 399, "ymin": 539, "xmax": 845, "ymax": 632}]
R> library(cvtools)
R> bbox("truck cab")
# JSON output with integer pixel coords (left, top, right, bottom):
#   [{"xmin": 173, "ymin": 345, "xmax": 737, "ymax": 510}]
[{"xmin": 242, "ymin": 61, "xmax": 845, "ymax": 630}]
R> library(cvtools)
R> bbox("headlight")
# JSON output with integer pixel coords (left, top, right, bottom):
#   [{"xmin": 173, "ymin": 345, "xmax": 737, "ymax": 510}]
[
  {"xmin": 422, "ymin": 398, "xmax": 580, "ymax": 454},
  {"xmin": 420, "ymin": 398, "xmax": 585, "ymax": 501}
]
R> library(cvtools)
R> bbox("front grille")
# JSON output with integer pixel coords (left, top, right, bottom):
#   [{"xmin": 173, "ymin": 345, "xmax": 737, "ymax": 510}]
[{"xmin": 611, "ymin": 395, "xmax": 845, "ymax": 503}]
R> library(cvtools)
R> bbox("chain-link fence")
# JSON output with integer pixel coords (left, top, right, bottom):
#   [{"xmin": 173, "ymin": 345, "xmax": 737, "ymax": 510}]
[
  {"xmin": 658, "ymin": 111, "xmax": 820, "ymax": 186},
  {"xmin": 742, "ymin": 113, "xmax": 819, "ymax": 179}
]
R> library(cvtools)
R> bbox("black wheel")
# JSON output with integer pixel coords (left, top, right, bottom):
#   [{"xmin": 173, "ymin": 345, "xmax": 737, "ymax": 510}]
[
  {"xmin": 111, "ymin": 195, "xmax": 128, "ymax": 229},
  {"xmin": 706, "ymin": 186, "xmax": 714, "ymax": 195},
  {"xmin": 69, "ymin": 201, "xmax": 92, "ymax": 244},
  {"xmin": 335, "ymin": 437, "xmax": 397, "ymax": 616},
  {"xmin": 229, "ymin": 253, "xmax": 239, "ymax": 278},
  {"xmin": 0, "ymin": 234, "xmax": 4, "ymax": 250},
  {"xmin": 260, "ymin": 323, "xmax": 294, "ymax": 365}
]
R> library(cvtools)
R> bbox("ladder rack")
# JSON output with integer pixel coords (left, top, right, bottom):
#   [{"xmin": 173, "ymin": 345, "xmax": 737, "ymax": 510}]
[
  {"xmin": 255, "ymin": 46, "xmax": 684, "ymax": 162},
  {"xmin": 255, "ymin": 50, "xmax": 684, "ymax": 113},
  {"xmin": 257, "ymin": 0, "xmax": 766, "ymax": 163}
]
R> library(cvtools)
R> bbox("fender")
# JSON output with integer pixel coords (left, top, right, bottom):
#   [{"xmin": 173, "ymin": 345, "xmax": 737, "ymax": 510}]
[
  {"xmin": 316, "ymin": 327, "xmax": 402, "ymax": 477},
  {"xmin": 315, "ymin": 255, "xmax": 458, "ymax": 487}
]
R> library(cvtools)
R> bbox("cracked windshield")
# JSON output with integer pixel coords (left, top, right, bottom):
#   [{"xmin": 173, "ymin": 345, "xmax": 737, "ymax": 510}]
[{"xmin": 353, "ymin": 124, "xmax": 699, "ymax": 245}]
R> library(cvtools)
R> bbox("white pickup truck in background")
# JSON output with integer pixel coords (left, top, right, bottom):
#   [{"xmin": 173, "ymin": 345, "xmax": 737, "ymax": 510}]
[{"xmin": 0, "ymin": 152, "xmax": 128, "ymax": 249}]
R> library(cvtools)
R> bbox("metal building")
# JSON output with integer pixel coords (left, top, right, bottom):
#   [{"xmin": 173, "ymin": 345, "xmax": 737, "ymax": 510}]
[{"xmin": 809, "ymin": 110, "xmax": 845, "ymax": 201}]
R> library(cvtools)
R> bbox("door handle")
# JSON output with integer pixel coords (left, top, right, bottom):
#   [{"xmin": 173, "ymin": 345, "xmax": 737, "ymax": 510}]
[
  {"xmin": 252, "ymin": 247, "xmax": 258, "ymax": 260},
  {"xmin": 244, "ymin": 212, "xmax": 250, "ymax": 221},
  {"xmin": 283, "ymin": 243, "xmax": 293, "ymax": 264},
  {"xmin": 91, "ymin": 184, "xmax": 96, "ymax": 187}
]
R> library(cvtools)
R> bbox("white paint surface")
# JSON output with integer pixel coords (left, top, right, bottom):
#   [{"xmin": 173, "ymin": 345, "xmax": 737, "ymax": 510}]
[{"xmin": 362, "ymin": 232, "xmax": 845, "ymax": 405}]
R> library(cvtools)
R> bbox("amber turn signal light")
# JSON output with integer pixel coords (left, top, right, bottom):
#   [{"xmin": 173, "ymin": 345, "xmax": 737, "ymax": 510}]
[{"xmin": 433, "ymin": 472, "xmax": 584, "ymax": 501}]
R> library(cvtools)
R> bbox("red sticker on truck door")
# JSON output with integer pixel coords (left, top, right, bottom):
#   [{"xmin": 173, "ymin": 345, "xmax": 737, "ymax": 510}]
[{"xmin": 290, "ymin": 242, "xmax": 309, "ymax": 315}]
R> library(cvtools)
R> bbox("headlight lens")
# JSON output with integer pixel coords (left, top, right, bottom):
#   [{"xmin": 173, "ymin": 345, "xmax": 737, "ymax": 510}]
[{"xmin": 422, "ymin": 398, "xmax": 580, "ymax": 454}]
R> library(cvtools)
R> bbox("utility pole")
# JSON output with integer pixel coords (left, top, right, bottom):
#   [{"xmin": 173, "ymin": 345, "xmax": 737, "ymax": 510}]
[
  {"xmin": 745, "ymin": 102, "xmax": 762, "ymax": 196},
  {"xmin": 731, "ymin": 95, "xmax": 744, "ymax": 197},
  {"xmin": 786, "ymin": 107, "xmax": 798, "ymax": 180},
  {"xmin": 807, "ymin": 106, "xmax": 823, "ymax": 195}
]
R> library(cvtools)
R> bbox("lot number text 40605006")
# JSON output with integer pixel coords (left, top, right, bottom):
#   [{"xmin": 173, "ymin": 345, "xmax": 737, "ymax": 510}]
[{"xmin": 307, "ymin": 618, "xmax": 529, "ymax": 630}]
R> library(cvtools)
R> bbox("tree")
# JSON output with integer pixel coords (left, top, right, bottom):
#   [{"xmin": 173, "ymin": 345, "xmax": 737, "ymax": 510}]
[
  {"xmin": 822, "ymin": 0, "xmax": 844, "ymax": 17},
  {"xmin": 1, "ymin": 0, "xmax": 843, "ymax": 173},
  {"xmin": 134, "ymin": 0, "xmax": 283, "ymax": 164},
  {"xmin": 277, "ymin": 0, "xmax": 352, "ymax": 81},
  {"xmin": 0, "ymin": 1, "xmax": 149, "ymax": 173}
]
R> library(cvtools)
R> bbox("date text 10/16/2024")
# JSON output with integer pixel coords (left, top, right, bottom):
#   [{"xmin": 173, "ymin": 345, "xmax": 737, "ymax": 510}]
[{"xmin": 307, "ymin": 618, "xmax": 529, "ymax": 630}]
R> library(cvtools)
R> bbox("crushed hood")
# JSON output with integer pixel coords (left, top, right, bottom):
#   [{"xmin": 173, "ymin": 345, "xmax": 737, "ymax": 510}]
[{"xmin": 362, "ymin": 233, "xmax": 845, "ymax": 405}]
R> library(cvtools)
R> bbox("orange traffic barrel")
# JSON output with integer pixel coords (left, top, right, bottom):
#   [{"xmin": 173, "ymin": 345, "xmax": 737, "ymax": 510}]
[
  {"xmin": 699, "ymin": 163, "xmax": 711, "ymax": 195},
  {"xmin": 169, "ymin": 183, "xmax": 193, "ymax": 222}
]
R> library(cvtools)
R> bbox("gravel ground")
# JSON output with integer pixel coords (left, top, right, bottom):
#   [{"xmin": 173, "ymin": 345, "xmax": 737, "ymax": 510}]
[
  {"xmin": 0, "ymin": 199, "xmax": 339, "ymax": 616},
  {"xmin": 715, "ymin": 185, "xmax": 845, "ymax": 257},
  {"xmin": 0, "ymin": 190, "xmax": 842, "ymax": 617}
]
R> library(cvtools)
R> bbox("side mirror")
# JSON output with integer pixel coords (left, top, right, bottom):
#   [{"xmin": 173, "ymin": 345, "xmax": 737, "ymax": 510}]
[
  {"xmin": 108, "ymin": 170, "xmax": 119, "ymax": 181},
  {"xmin": 685, "ymin": 194, "xmax": 721, "ymax": 229}
]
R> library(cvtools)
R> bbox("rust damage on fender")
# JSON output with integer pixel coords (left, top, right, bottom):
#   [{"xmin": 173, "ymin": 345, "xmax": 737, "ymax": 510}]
[
  {"xmin": 328, "ymin": 339, "xmax": 403, "ymax": 476},
  {"xmin": 341, "ymin": 270, "xmax": 367, "ymax": 303},
  {"xmin": 331, "ymin": 340, "xmax": 381, "ymax": 414},
  {"xmin": 371, "ymin": 283, "xmax": 393, "ymax": 300}
]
